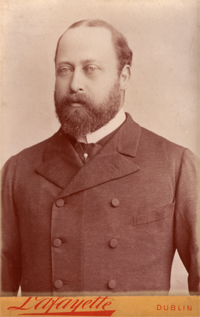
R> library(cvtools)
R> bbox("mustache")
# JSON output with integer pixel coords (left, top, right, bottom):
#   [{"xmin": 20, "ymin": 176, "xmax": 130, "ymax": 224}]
[{"xmin": 59, "ymin": 93, "xmax": 91, "ymax": 106}]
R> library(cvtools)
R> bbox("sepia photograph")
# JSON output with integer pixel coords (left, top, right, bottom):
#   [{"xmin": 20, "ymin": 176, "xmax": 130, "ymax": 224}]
[{"xmin": 0, "ymin": 0, "xmax": 199, "ymax": 315}]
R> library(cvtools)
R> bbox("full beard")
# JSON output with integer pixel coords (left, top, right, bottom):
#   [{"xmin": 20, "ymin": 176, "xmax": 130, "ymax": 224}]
[{"xmin": 54, "ymin": 82, "xmax": 121, "ymax": 138}]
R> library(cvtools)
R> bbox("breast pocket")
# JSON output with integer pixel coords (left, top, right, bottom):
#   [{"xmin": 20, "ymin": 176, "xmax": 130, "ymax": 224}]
[{"xmin": 133, "ymin": 202, "xmax": 175, "ymax": 226}]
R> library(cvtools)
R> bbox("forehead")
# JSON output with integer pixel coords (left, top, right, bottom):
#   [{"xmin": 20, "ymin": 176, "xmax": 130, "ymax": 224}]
[{"xmin": 56, "ymin": 26, "xmax": 118, "ymax": 67}]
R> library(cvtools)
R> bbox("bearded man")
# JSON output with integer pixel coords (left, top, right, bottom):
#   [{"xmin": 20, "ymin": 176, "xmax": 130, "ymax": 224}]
[{"xmin": 1, "ymin": 19, "xmax": 200, "ymax": 296}]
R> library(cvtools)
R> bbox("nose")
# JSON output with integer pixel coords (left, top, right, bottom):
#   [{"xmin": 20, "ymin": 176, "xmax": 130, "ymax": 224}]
[{"xmin": 69, "ymin": 69, "xmax": 84, "ymax": 93}]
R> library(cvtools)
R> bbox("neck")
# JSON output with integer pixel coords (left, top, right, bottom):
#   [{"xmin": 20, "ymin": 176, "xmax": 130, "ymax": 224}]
[{"xmin": 77, "ymin": 107, "xmax": 126, "ymax": 144}]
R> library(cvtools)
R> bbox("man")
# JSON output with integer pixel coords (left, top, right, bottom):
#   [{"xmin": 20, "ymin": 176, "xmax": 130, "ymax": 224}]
[{"xmin": 1, "ymin": 19, "xmax": 199, "ymax": 296}]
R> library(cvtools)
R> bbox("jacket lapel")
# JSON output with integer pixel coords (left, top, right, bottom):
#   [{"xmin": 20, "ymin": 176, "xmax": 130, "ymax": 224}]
[
  {"xmin": 35, "ymin": 130, "xmax": 83, "ymax": 188},
  {"xmin": 58, "ymin": 114, "xmax": 141, "ymax": 197},
  {"xmin": 35, "ymin": 114, "xmax": 141, "ymax": 194}
]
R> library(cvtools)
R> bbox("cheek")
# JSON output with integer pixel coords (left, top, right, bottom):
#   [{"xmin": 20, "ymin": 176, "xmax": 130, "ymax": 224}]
[
  {"xmin": 87, "ymin": 90, "xmax": 106, "ymax": 105},
  {"xmin": 55, "ymin": 78, "xmax": 70, "ymax": 93},
  {"xmin": 88, "ymin": 79, "xmax": 114, "ymax": 100}
]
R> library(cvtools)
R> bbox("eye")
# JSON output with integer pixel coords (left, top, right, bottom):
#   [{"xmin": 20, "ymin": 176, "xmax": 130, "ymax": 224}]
[
  {"xmin": 58, "ymin": 66, "xmax": 73, "ymax": 75},
  {"xmin": 84, "ymin": 65, "xmax": 99, "ymax": 74}
]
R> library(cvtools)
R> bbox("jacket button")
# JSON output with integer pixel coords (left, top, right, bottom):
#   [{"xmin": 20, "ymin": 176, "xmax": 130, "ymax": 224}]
[
  {"xmin": 109, "ymin": 239, "xmax": 118, "ymax": 248},
  {"xmin": 56, "ymin": 199, "xmax": 65, "ymax": 207},
  {"xmin": 54, "ymin": 280, "xmax": 63, "ymax": 289},
  {"xmin": 53, "ymin": 239, "xmax": 62, "ymax": 248},
  {"xmin": 108, "ymin": 280, "xmax": 116, "ymax": 289},
  {"xmin": 111, "ymin": 198, "xmax": 119, "ymax": 207}
]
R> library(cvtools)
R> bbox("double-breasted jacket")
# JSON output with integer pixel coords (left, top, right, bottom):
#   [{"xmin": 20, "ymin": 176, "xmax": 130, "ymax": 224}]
[{"xmin": 1, "ymin": 114, "xmax": 200, "ymax": 296}]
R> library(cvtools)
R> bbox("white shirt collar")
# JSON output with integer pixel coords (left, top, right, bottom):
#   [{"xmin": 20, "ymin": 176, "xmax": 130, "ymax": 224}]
[{"xmin": 77, "ymin": 108, "xmax": 126, "ymax": 144}]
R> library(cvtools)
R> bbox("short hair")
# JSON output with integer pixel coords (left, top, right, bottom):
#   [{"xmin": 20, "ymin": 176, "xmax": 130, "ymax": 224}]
[{"xmin": 54, "ymin": 19, "xmax": 132, "ymax": 74}]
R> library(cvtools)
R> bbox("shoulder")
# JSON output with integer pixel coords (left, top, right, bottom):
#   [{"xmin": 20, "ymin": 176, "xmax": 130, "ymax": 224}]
[
  {"xmin": 140, "ymin": 126, "xmax": 184, "ymax": 152},
  {"xmin": 137, "ymin": 125, "xmax": 199, "ymax": 178},
  {"xmin": 122, "ymin": 112, "xmax": 199, "ymax": 172},
  {"xmin": 1, "ymin": 131, "xmax": 60, "ymax": 174},
  {"xmin": 125, "ymin": 112, "xmax": 189, "ymax": 159},
  {"xmin": 139, "ymin": 125, "xmax": 191, "ymax": 160}
]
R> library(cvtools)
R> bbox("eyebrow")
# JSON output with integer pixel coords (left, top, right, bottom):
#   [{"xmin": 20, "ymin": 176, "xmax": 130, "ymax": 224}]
[
  {"xmin": 82, "ymin": 59, "xmax": 99, "ymax": 64},
  {"xmin": 57, "ymin": 59, "xmax": 100, "ymax": 67},
  {"xmin": 57, "ymin": 61, "xmax": 73, "ymax": 67}
]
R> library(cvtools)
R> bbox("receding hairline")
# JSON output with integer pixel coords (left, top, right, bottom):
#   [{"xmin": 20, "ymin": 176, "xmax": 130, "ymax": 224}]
[
  {"xmin": 55, "ymin": 21, "xmax": 115, "ymax": 62},
  {"xmin": 54, "ymin": 19, "xmax": 132, "ymax": 72},
  {"xmin": 60, "ymin": 24, "xmax": 113, "ymax": 45}
]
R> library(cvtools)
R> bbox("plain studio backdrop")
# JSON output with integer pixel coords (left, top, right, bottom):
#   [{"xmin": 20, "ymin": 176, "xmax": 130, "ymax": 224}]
[{"xmin": 0, "ymin": 0, "xmax": 199, "ymax": 295}]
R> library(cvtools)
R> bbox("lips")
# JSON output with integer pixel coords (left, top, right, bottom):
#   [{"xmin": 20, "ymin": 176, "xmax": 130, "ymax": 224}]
[
  {"xmin": 71, "ymin": 103, "xmax": 83, "ymax": 107},
  {"xmin": 57, "ymin": 93, "xmax": 90, "ymax": 109},
  {"xmin": 67, "ymin": 94, "xmax": 88, "ymax": 105}
]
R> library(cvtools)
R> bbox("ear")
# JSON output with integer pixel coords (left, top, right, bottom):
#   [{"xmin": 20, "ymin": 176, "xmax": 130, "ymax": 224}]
[{"xmin": 119, "ymin": 65, "xmax": 131, "ymax": 90}]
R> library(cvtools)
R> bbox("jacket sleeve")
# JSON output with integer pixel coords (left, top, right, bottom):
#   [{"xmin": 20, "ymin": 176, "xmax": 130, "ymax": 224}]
[
  {"xmin": 1, "ymin": 156, "xmax": 21, "ymax": 296},
  {"xmin": 175, "ymin": 148, "xmax": 200, "ymax": 295}
]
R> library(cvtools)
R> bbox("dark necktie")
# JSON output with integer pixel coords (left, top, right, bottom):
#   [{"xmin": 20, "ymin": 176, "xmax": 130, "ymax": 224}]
[
  {"xmin": 70, "ymin": 120, "xmax": 125, "ymax": 163},
  {"xmin": 74, "ymin": 142, "xmax": 102, "ymax": 163}
]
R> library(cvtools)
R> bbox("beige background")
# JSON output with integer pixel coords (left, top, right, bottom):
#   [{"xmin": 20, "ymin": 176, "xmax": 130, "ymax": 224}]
[{"xmin": 0, "ymin": 0, "xmax": 199, "ymax": 295}]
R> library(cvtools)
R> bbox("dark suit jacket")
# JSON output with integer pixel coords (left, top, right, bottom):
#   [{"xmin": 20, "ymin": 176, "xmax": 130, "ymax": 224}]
[{"xmin": 1, "ymin": 114, "xmax": 199, "ymax": 296}]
